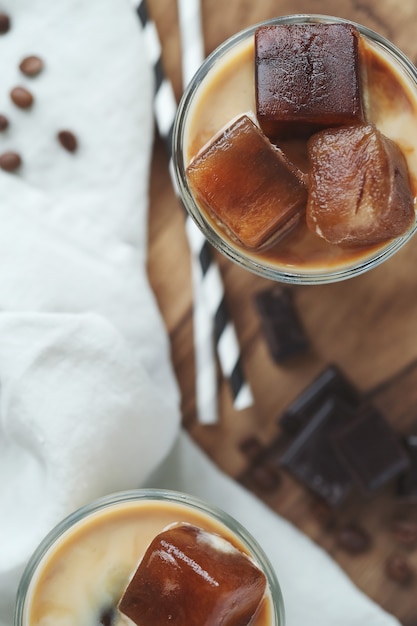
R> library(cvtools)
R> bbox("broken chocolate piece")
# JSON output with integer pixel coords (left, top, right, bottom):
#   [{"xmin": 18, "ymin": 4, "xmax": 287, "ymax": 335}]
[
  {"xmin": 186, "ymin": 114, "xmax": 308, "ymax": 249},
  {"xmin": 254, "ymin": 286, "xmax": 309, "ymax": 363},
  {"xmin": 280, "ymin": 398, "xmax": 355, "ymax": 506},
  {"xmin": 307, "ymin": 123, "xmax": 415, "ymax": 247},
  {"xmin": 279, "ymin": 365, "xmax": 361, "ymax": 435},
  {"xmin": 255, "ymin": 23, "xmax": 364, "ymax": 139},
  {"xmin": 396, "ymin": 435, "xmax": 417, "ymax": 499},
  {"xmin": 331, "ymin": 405, "xmax": 410, "ymax": 492},
  {"xmin": 119, "ymin": 523, "xmax": 267, "ymax": 626}
]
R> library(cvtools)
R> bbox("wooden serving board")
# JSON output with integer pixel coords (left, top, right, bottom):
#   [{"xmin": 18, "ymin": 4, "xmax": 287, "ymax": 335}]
[{"xmin": 147, "ymin": 1, "xmax": 417, "ymax": 623}]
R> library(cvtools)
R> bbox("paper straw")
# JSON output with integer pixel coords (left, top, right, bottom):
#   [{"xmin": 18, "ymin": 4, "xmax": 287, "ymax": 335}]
[
  {"xmin": 177, "ymin": 0, "xmax": 205, "ymax": 87},
  {"xmin": 135, "ymin": 0, "xmax": 254, "ymax": 420},
  {"xmin": 177, "ymin": 0, "xmax": 219, "ymax": 423}
]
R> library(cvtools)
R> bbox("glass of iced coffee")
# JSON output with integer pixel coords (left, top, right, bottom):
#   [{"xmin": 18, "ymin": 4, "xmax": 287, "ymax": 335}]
[
  {"xmin": 14, "ymin": 489, "xmax": 285, "ymax": 626},
  {"xmin": 172, "ymin": 15, "xmax": 417, "ymax": 284}
]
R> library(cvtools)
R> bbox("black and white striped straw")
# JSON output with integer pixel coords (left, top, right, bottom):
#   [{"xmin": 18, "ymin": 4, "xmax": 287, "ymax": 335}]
[{"xmin": 135, "ymin": 0, "xmax": 254, "ymax": 421}]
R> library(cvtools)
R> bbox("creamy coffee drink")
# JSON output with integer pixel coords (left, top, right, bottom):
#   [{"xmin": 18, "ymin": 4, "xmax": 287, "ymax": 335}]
[
  {"xmin": 174, "ymin": 16, "xmax": 417, "ymax": 283},
  {"xmin": 15, "ymin": 491, "xmax": 283, "ymax": 626}
]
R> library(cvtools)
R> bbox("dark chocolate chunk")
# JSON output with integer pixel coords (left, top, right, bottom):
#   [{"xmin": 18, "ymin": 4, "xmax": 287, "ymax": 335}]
[
  {"xmin": 0, "ymin": 12, "xmax": 10, "ymax": 34},
  {"xmin": 385, "ymin": 553, "xmax": 415, "ymax": 586},
  {"xmin": 119, "ymin": 523, "xmax": 267, "ymax": 626},
  {"xmin": 396, "ymin": 435, "xmax": 417, "ymax": 499},
  {"xmin": 279, "ymin": 365, "xmax": 361, "ymax": 435},
  {"xmin": 254, "ymin": 286, "xmax": 309, "ymax": 363},
  {"xmin": 335, "ymin": 524, "xmax": 371, "ymax": 554},
  {"xmin": 331, "ymin": 405, "xmax": 410, "ymax": 493},
  {"xmin": 250, "ymin": 463, "xmax": 281, "ymax": 492},
  {"xmin": 0, "ymin": 114, "xmax": 9, "ymax": 131},
  {"xmin": 306, "ymin": 124, "xmax": 415, "ymax": 247},
  {"xmin": 10, "ymin": 86, "xmax": 34, "ymax": 109},
  {"xmin": 57, "ymin": 130, "xmax": 78, "ymax": 152},
  {"xmin": 280, "ymin": 398, "xmax": 354, "ymax": 506},
  {"xmin": 0, "ymin": 152, "xmax": 22, "ymax": 172},
  {"xmin": 19, "ymin": 55, "xmax": 44, "ymax": 77}
]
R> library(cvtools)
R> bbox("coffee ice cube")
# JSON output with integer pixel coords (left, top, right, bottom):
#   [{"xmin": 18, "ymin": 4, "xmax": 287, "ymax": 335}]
[
  {"xmin": 306, "ymin": 124, "xmax": 415, "ymax": 246},
  {"xmin": 255, "ymin": 23, "xmax": 365, "ymax": 139},
  {"xmin": 118, "ymin": 523, "xmax": 267, "ymax": 626},
  {"xmin": 186, "ymin": 114, "xmax": 308, "ymax": 249}
]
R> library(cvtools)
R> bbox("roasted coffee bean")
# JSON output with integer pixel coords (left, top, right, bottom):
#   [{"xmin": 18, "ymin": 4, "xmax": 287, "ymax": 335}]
[
  {"xmin": 0, "ymin": 13, "xmax": 10, "ymax": 34},
  {"xmin": 19, "ymin": 55, "xmax": 44, "ymax": 77},
  {"xmin": 390, "ymin": 519, "xmax": 417, "ymax": 547},
  {"xmin": 57, "ymin": 130, "xmax": 78, "ymax": 152},
  {"xmin": 239, "ymin": 436, "xmax": 264, "ymax": 461},
  {"xmin": 309, "ymin": 499, "xmax": 335, "ymax": 528},
  {"xmin": 10, "ymin": 86, "xmax": 34, "ymax": 109},
  {"xmin": 0, "ymin": 151, "xmax": 22, "ymax": 172},
  {"xmin": 250, "ymin": 463, "xmax": 281, "ymax": 491},
  {"xmin": 396, "ymin": 434, "xmax": 417, "ymax": 499},
  {"xmin": 335, "ymin": 524, "xmax": 371, "ymax": 554},
  {"xmin": 280, "ymin": 398, "xmax": 355, "ymax": 506},
  {"xmin": 279, "ymin": 364, "xmax": 361, "ymax": 435},
  {"xmin": 0, "ymin": 114, "xmax": 9, "ymax": 131},
  {"xmin": 385, "ymin": 554, "xmax": 414, "ymax": 585},
  {"xmin": 331, "ymin": 404, "xmax": 410, "ymax": 493}
]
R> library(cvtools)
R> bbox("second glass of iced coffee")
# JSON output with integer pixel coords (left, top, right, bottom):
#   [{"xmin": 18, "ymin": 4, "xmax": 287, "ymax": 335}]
[{"xmin": 173, "ymin": 14, "xmax": 417, "ymax": 284}]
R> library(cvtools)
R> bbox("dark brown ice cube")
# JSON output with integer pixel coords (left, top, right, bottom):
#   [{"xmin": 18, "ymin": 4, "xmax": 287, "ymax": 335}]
[
  {"xmin": 186, "ymin": 114, "xmax": 308, "ymax": 249},
  {"xmin": 307, "ymin": 124, "xmax": 415, "ymax": 246},
  {"xmin": 118, "ymin": 523, "xmax": 267, "ymax": 626},
  {"xmin": 255, "ymin": 23, "xmax": 365, "ymax": 139}
]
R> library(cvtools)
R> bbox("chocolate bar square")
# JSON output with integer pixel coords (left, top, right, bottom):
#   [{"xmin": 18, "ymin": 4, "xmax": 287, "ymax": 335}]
[
  {"xmin": 331, "ymin": 405, "xmax": 410, "ymax": 492},
  {"xmin": 280, "ymin": 398, "xmax": 355, "ymax": 506},
  {"xmin": 255, "ymin": 23, "xmax": 365, "ymax": 139},
  {"xmin": 254, "ymin": 286, "xmax": 309, "ymax": 363},
  {"xmin": 279, "ymin": 365, "xmax": 361, "ymax": 435}
]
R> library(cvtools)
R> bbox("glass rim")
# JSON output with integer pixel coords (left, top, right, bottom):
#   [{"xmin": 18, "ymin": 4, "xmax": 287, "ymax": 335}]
[
  {"xmin": 172, "ymin": 14, "xmax": 417, "ymax": 285},
  {"xmin": 14, "ymin": 488, "xmax": 285, "ymax": 626}
]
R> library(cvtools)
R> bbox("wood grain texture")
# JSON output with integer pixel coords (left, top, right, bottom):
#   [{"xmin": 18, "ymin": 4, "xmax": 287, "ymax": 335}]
[{"xmin": 146, "ymin": 1, "xmax": 417, "ymax": 622}]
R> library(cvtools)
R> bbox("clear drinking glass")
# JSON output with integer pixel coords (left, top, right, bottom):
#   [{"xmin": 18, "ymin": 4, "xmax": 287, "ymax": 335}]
[
  {"xmin": 172, "ymin": 15, "xmax": 417, "ymax": 284},
  {"xmin": 14, "ymin": 488, "xmax": 285, "ymax": 626}
]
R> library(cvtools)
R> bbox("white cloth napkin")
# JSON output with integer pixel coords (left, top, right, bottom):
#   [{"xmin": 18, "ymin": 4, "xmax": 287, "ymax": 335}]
[
  {"xmin": 0, "ymin": 2, "xmax": 401, "ymax": 626},
  {"xmin": 0, "ymin": 0, "xmax": 181, "ymax": 621}
]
